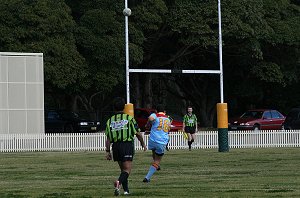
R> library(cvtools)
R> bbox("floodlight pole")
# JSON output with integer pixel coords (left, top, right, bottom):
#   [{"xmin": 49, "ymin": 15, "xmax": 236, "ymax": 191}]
[{"xmin": 125, "ymin": 0, "xmax": 130, "ymax": 103}]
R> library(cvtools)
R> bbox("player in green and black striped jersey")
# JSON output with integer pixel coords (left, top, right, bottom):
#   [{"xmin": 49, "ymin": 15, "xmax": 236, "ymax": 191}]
[
  {"xmin": 105, "ymin": 97, "xmax": 147, "ymax": 196},
  {"xmin": 183, "ymin": 106, "xmax": 198, "ymax": 151},
  {"xmin": 106, "ymin": 113, "xmax": 139, "ymax": 143}
]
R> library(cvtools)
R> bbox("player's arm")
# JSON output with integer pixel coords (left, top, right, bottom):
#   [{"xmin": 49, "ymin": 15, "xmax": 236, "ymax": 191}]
[
  {"xmin": 146, "ymin": 113, "xmax": 156, "ymax": 132},
  {"xmin": 105, "ymin": 138, "xmax": 112, "ymax": 160},
  {"xmin": 168, "ymin": 115, "xmax": 174, "ymax": 124},
  {"xmin": 131, "ymin": 118, "xmax": 147, "ymax": 151},
  {"xmin": 105, "ymin": 122, "xmax": 112, "ymax": 160},
  {"xmin": 145, "ymin": 120, "xmax": 152, "ymax": 131},
  {"xmin": 136, "ymin": 132, "xmax": 147, "ymax": 151},
  {"xmin": 148, "ymin": 114, "xmax": 155, "ymax": 122}
]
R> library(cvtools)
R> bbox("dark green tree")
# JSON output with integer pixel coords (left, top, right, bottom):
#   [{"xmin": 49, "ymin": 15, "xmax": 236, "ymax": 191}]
[
  {"xmin": 0, "ymin": 0, "xmax": 86, "ymax": 89},
  {"xmin": 129, "ymin": 0, "xmax": 300, "ymax": 126},
  {"xmin": 65, "ymin": 0, "xmax": 145, "ymax": 114}
]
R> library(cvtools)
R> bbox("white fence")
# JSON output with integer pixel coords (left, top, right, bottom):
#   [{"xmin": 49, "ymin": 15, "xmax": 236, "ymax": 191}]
[{"xmin": 0, "ymin": 130, "xmax": 299, "ymax": 152}]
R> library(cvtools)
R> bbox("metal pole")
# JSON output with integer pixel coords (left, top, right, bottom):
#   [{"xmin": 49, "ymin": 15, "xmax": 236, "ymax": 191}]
[
  {"xmin": 217, "ymin": 0, "xmax": 229, "ymax": 152},
  {"xmin": 218, "ymin": 0, "xmax": 224, "ymax": 103},
  {"xmin": 125, "ymin": 0, "xmax": 130, "ymax": 103}
]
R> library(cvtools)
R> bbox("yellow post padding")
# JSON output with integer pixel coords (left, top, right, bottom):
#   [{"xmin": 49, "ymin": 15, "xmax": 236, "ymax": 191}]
[
  {"xmin": 124, "ymin": 103, "xmax": 134, "ymax": 117},
  {"xmin": 217, "ymin": 103, "xmax": 228, "ymax": 129}
]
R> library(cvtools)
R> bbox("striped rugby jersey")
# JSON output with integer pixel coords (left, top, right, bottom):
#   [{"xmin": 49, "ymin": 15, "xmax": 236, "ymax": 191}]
[
  {"xmin": 105, "ymin": 113, "xmax": 140, "ymax": 143},
  {"xmin": 183, "ymin": 113, "xmax": 197, "ymax": 127}
]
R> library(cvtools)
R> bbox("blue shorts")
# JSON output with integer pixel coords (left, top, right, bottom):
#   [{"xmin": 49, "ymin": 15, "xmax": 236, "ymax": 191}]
[{"xmin": 148, "ymin": 139, "xmax": 166, "ymax": 156}]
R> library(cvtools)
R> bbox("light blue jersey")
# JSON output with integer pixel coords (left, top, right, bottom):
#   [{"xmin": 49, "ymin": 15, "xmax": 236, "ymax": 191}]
[{"xmin": 149, "ymin": 113, "xmax": 170, "ymax": 145}]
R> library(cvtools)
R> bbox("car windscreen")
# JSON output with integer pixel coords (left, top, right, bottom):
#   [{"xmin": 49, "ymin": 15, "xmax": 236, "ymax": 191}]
[
  {"xmin": 240, "ymin": 111, "xmax": 263, "ymax": 119},
  {"xmin": 271, "ymin": 110, "xmax": 284, "ymax": 118}
]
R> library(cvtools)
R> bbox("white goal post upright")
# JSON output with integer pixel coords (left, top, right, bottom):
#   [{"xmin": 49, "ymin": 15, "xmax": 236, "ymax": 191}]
[
  {"xmin": 124, "ymin": 1, "xmax": 224, "ymax": 103},
  {"xmin": 217, "ymin": 0, "xmax": 229, "ymax": 152},
  {"xmin": 124, "ymin": 0, "xmax": 130, "ymax": 104},
  {"xmin": 218, "ymin": 0, "xmax": 224, "ymax": 104},
  {"xmin": 123, "ymin": 0, "xmax": 229, "ymax": 152}
]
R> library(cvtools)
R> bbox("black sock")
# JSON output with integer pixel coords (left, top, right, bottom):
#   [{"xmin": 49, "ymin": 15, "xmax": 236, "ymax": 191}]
[
  {"xmin": 123, "ymin": 178, "xmax": 129, "ymax": 192},
  {"xmin": 191, "ymin": 139, "xmax": 194, "ymax": 143},
  {"xmin": 188, "ymin": 141, "xmax": 191, "ymax": 149},
  {"xmin": 118, "ymin": 171, "xmax": 129, "ymax": 187}
]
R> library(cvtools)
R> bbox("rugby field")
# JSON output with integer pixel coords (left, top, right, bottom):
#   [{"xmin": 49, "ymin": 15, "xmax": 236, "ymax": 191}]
[{"xmin": 0, "ymin": 148, "xmax": 299, "ymax": 197}]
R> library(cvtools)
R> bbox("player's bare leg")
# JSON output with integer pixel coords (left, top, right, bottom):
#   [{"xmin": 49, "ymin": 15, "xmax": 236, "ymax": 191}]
[
  {"xmin": 153, "ymin": 153, "xmax": 163, "ymax": 166},
  {"xmin": 152, "ymin": 151, "xmax": 155, "ymax": 161},
  {"xmin": 151, "ymin": 150, "xmax": 161, "ymax": 170},
  {"xmin": 143, "ymin": 151, "xmax": 163, "ymax": 182}
]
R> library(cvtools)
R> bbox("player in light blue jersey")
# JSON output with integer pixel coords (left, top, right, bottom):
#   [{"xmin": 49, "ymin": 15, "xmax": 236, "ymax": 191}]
[{"xmin": 143, "ymin": 104, "xmax": 171, "ymax": 183}]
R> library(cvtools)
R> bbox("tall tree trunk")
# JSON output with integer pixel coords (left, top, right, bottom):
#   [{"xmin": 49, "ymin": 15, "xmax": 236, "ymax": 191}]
[
  {"xmin": 71, "ymin": 95, "xmax": 79, "ymax": 112},
  {"xmin": 64, "ymin": 94, "xmax": 77, "ymax": 111},
  {"xmin": 133, "ymin": 74, "xmax": 141, "ymax": 107},
  {"xmin": 143, "ymin": 74, "xmax": 153, "ymax": 108},
  {"xmin": 197, "ymin": 96, "xmax": 218, "ymax": 128},
  {"xmin": 77, "ymin": 94, "xmax": 96, "ymax": 120}
]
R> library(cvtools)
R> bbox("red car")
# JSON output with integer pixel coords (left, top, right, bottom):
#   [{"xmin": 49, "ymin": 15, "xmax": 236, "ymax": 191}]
[
  {"xmin": 134, "ymin": 108, "xmax": 183, "ymax": 132},
  {"xmin": 228, "ymin": 109, "xmax": 285, "ymax": 131}
]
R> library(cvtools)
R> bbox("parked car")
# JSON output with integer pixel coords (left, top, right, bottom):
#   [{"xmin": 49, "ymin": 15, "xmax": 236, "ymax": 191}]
[
  {"xmin": 167, "ymin": 113, "xmax": 184, "ymax": 132},
  {"xmin": 283, "ymin": 108, "xmax": 300, "ymax": 130},
  {"xmin": 45, "ymin": 110, "xmax": 100, "ymax": 133},
  {"xmin": 134, "ymin": 108, "xmax": 183, "ymax": 132},
  {"xmin": 228, "ymin": 109, "xmax": 285, "ymax": 131}
]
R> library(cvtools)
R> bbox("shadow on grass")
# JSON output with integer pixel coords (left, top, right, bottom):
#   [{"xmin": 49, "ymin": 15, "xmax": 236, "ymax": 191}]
[
  {"xmin": 39, "ymin": 192, "xmax": 72, "ymax": 198},
  {"xmin": 129, "ymin": 191, "xmax": 168, "ymax": 197},
  {"xmin": 266, "ymin": 189, "xmax": 294, "ymax": 193},
  {"xmin": 0, "ymin": 193, "xmax": 27, "ymax": 198}
]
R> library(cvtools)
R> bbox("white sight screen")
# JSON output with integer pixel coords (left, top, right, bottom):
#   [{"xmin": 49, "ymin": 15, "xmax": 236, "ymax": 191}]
[{"xmin": 0, "ymin": 52, "xmax": 44, "ymax": 134}]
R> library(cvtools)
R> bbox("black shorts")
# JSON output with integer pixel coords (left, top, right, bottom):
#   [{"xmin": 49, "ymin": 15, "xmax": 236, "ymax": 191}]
[
  {"xmin": 112, "ymin": 141, "xmax": 134, "ymax": 162},
  {"xmin": 185, "ymin": 126, "xmax": 196, "ymax": 134}
]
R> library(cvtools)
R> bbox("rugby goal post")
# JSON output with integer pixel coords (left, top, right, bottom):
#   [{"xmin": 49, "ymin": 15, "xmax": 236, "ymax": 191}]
[{"xmin": 123, "ymin": 0, "xmax": 228, "ymax": 152}]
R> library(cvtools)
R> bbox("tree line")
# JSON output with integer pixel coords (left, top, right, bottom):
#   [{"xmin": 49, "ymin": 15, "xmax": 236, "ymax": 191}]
[{"xmin": 0, "ymin": 0, "xmax": 299, "ymax": 127}]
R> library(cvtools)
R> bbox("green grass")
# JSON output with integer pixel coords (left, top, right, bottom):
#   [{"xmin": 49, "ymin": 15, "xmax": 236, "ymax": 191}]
[{"xmin": 0, "ymin": 148, "xmax": 299, "ymax": 198}]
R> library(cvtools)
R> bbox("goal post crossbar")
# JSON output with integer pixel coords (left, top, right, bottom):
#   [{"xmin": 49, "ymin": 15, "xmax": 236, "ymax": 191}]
[{"xmin": 129, "ymin": 69, "xmax": 221, "ymax": 74}]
